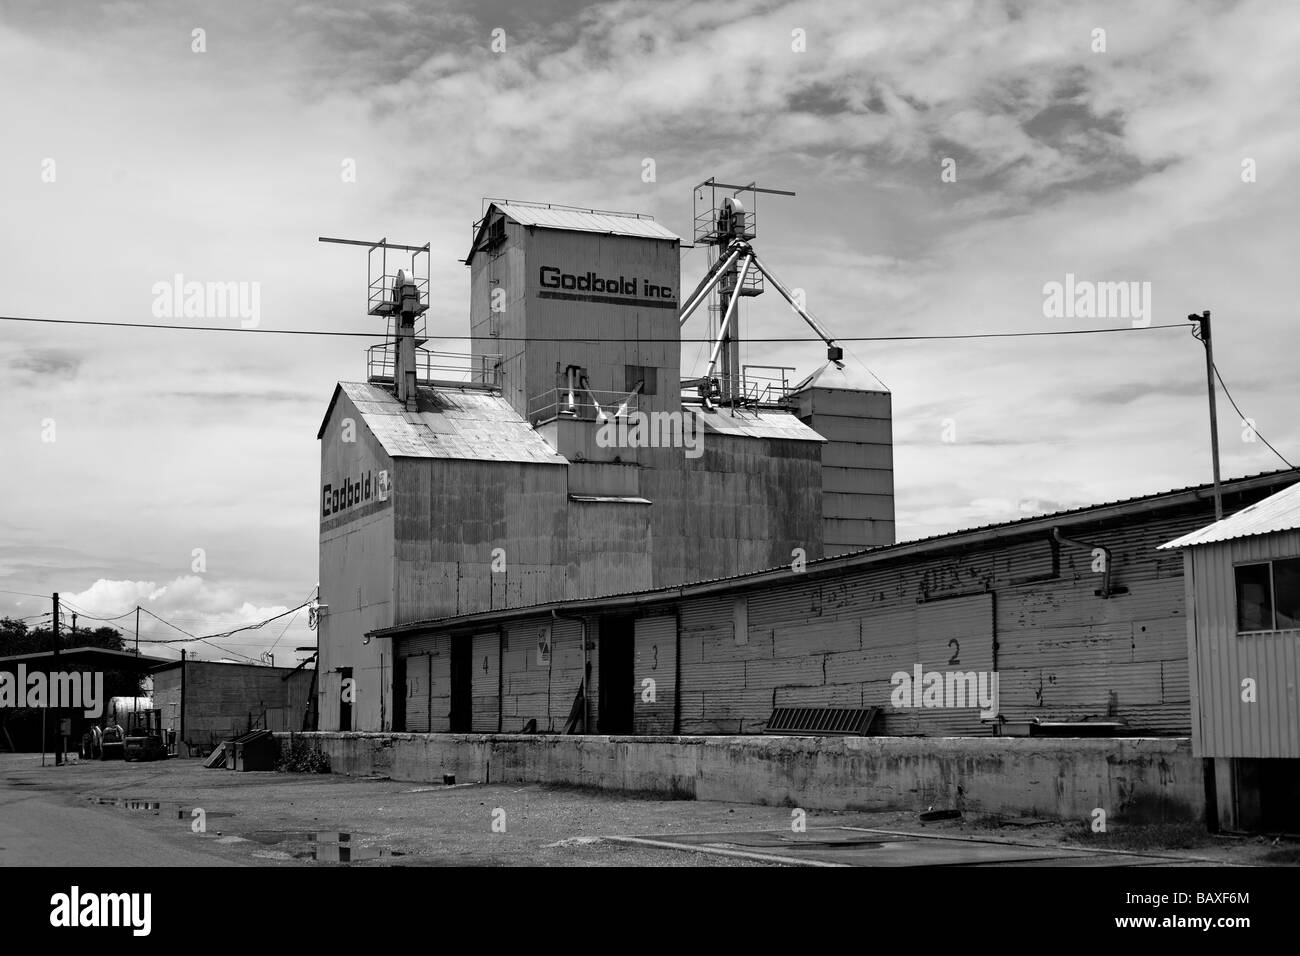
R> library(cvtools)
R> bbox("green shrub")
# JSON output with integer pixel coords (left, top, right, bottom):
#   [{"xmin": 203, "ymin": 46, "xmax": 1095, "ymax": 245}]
[{"xmin": 275, "ymin": 736, "xmax": 331, "ymax": 774}]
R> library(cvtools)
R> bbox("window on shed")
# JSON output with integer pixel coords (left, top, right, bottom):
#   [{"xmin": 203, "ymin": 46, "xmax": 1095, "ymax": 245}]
[
  {"xmin": 1274, "ymin": 558, "xmax": 1300, "ymax": 629},
  {"xmin": 1235, "ymin": 558, "xmax": 1300, "ymax": 632},
  {"xmin": 1235, "ymin": 563, "xmax": 1273, "ymax": 631}
]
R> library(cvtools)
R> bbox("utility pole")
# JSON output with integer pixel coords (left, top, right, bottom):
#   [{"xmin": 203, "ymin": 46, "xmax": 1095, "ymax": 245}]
[
  {"xmin": 70, "ymin": 611, "xmax": 76, "ymax": 637},
  {"xmin": 1189, "ymin": 311, "xmax": 1223, "ymax": 521},
  {"xmin": 52, "ymin": 592, "xmax": 61, "ymax": 766},
  {"xmin": 134, "ymin": 606, "xmax": 141, "ymax": 716}
]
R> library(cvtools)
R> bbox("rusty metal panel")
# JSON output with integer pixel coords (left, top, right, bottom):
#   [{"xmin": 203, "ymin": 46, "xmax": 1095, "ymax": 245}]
[
  {"xmin": 394, "ymin": 457, "xmax": 570, "ymax": 623},
  {"xmin": 338, "ymin": 381, "xmax": 567, "ymax": 465},
  {"xmin": 565, "ymin": 501, "xmax": 654, "ymax": 600},
  {"xmin": 547, "ymin": 618, "xmax": 585, "ymax": 729},
  {"xmin": 498, "ymin": 617, "xmax": 582, "ymax": 732},
  {"xmin": 1189, "ymin": 530, "xmax": 1300, "ymax": 758}
]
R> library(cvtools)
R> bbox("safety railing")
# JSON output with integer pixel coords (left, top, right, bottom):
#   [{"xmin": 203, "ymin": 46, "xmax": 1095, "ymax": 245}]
[
  {"xmin": 528, "ymin": 387, "xmax": 642, "ymax": 426},
  {"xmin": 367, "ymin": 345, "xmax": 502, "ymax": 388}
]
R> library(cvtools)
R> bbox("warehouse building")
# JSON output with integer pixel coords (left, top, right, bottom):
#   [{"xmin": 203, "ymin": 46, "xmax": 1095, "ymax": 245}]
[
  {"xmin": 1160, "ymin": 481, "xmax": 1300, "ymax": 831},
  {"xmin": 151, "ymin": 659, "xmax": 316, "ymax": 756},
  {"xmin": 317, "ymin": 198, "xmax": 894, "ymax": 731},
  {"xmin": 373, "ymin": 470, "xmax": 1296, "ymax": 737}
]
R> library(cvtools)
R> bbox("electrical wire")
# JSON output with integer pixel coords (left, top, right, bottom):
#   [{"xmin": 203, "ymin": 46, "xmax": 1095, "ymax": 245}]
[
  {"xmin": 1212, "ymin": 364, "xmax": 1297, "ymax": 472},
  {"xmin": 54, "ymin": 597, "xmax": 138, "ymax": 623},
  {"xmin": 265, "ymin": 588, "xmax": 316, "ymax": 657},
  {"xmin": 0, "ymin": 313, "xmax": 1187, "ymax": 342},
  {"xmin": 0, "ymin": 588, "xmax": 54, "ymax": 600},
  {"xmin": 136, "ymin": 607, "xmax": 266, "ymax": 663}
]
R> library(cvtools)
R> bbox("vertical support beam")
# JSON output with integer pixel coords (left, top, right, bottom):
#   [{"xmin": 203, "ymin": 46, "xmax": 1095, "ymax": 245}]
[
  {"xmin": 704, "ymin": 255, "xmax": 754, "ymax": 394},
  {"xmin": 678, "ymin": 245, "xmax": 742, "ymax": 328},
  {"xmin": 180, "ymin": 649, "xmax": 187, "ymax": 753},
  {"xmin": 51, "ymin": 592, "xmax": 61, "ymax": 766},
  {"xmin": 1199, "ymin": 311, "xmax": 1223, "ymax": 521}
]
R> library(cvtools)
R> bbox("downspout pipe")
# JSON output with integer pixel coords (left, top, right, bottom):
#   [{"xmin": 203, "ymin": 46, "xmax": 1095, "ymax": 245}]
[
  {"xmin": 1052, "ymin": 527, "xmax": 1114, "ymax": 598},
  {"xmin": 552, "ymin": 609, "xmax": 590, "ymax": 733}
]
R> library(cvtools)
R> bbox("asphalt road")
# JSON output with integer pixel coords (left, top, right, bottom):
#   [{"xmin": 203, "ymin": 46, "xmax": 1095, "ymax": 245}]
[
  {"xmin": 0, "ymin": 770, "xmax": 236, "ymax": 867},
  {"xmin": 0, "ymin": 753, "xmax": 1272, "ymax": 867}
]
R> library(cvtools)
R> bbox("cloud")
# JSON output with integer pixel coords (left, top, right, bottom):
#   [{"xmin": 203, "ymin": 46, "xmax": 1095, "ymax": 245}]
[
  {"xmin": 0, "ymin": 0, "xmax": 1296, "ymax": 588},
  {"xmin": 60, "ymin": 576, "xmax": 303, "ymax": 663},
  {"xmin": 6, "ymin": 348, "xmax": 83, "ymax": 377}
]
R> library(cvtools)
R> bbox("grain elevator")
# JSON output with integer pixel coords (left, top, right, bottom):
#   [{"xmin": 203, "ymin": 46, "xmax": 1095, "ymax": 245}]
[{"xmin": 316, "ymin": 187, "xmax": 894, "ymax": 731}]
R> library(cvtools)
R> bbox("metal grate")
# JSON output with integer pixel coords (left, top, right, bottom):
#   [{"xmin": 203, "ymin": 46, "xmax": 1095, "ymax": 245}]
[{"xmin": 764, "ymin": 706, "xmax": 879, "ymax": 736}]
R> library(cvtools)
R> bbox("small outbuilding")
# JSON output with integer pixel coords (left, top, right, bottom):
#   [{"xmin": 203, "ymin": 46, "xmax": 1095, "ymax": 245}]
[
  {"xmin": 150, "ymin": 659, "xmax": 316, "ymax": 757},
  {"xmin": 1160, "ymin": 480, "xmax": 1300, "ymax": 831}
]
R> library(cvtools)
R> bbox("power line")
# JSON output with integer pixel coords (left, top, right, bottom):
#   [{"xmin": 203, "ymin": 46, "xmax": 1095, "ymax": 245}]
[
  {"xmin": 0, "ymin": 588, "xmax": 54, "ymax": 600},
  {"xmin": 54, "ymin": 597, "xmax": 138, "ymax": 623},
  {"xmin": 266, "ymin": 589, "xmax": 315, "ymax": 657},
  {"xmin": 136, "ymin": 607, "xmax": 264, "ymax": 662},
  {"xmin": 1212, "ymin": 363, "xmax": 1297, "ymax": 472},
  {"xmin": 0, "ymin": 313, "xmax": 1187, "ymax": 342},
  {"xmin": 134, "ymin": 601, "xmax": 313, "ymax": 662}
]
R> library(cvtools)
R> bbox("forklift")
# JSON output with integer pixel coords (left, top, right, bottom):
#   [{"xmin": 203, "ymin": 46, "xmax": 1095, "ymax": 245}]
[{"xmin": 123, "ymin": 709, "xmax": 168, "ymax": 762}]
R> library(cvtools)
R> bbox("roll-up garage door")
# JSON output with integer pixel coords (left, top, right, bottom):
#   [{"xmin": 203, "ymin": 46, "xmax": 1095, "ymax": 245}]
[
  {"xmin": 633, "ymin": 615, "xmax": 677, "ymax": 734},
  {"xmin": 889, "ymin": 593, "xmax": 995, "ymax": 735},
  {"xmin": 403, "ymin": 653, "xmax": 431, "ymax": 733}
]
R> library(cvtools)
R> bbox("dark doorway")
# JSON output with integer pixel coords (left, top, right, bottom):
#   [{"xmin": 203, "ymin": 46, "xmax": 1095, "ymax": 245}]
[
  {"xmin": 598, "ymin": 615, "xmax": 634, "ymax": 733},
  {"xmin": 450, "ymin": 635, "xmax": 472, "ymax": 733},
  {"xmin": 338, "ymin": 667, "xmax": 353, "ymax": 732},
  {"xmin": 1236, "ymin": 758, "xmax": 1300, "ymax": 831}
]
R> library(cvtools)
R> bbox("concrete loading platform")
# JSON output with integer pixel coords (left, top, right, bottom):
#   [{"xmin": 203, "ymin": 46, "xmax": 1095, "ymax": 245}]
[{"xmin": 287, "ymin": 732, "xmax": 1204, "ymax": 826}]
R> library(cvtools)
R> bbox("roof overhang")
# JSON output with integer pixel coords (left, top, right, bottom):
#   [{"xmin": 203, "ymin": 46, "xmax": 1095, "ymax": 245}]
[
  {"xmin": 371, "ymin": 469, "xmax": 1298, "ymax": 641},
  {"xmin": 0, "ymin": 646, "xmax": 170, "ymax": 672}
]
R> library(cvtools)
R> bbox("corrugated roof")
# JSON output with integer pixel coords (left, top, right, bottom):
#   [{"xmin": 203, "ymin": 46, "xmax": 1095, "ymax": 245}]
[
  {"xmin": 331, "ymin": 382, "xmax": 568, "ymax": 465},
  {"xmin": 493, "ymin": 203, "xmax": 679, "ymax": 242},
  {"xmin": 1158, "ymin": 479, "xmax": 1300, "ymax": 549},
  {"xmin": 695, "ymin": 405, "xmax": 824, "ymax": 442},
  {"xmin": 371, "ymin": 468, "xmax": 1300, "ymax": 638},
  {"xmin": 792, "ymin": 361, "xmax": 889, "ymax": 394}
]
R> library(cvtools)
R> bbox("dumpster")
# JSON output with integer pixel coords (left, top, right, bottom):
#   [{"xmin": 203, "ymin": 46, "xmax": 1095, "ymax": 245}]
[{"xmin": 233, "ymin": 730, "xmax": 278, "ymax": 771}]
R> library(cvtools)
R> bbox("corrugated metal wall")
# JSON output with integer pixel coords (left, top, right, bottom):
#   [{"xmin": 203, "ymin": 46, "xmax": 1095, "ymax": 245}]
[
  {"xmin": 672, "ymin": 505, "xmax": 1234, "ymax": 735},
  {"xmin": 403, "ymin": 653, "xmax": 431, "ymax": 733},
  {"xmin": 793, "ymin": 385, "xmax": 895, "ymax": 551},
  {"xmin": 381, "ymin": 478, "xmax": 1295, "ymax": 737},
  {"xmin": 319, "ymin": 389, "xmax": 396, "ymax": 732},
  {"xmin": 394, "ymin": 457, "xmax": 569, "ymax": 623},
  {"xmin": 633, "ymin": 615, "xmax": 676, "ymax": 733},
  {"xmin": 498, "ymin": 618, "xmax": 584, "ymax": 732},
  {"xmin": 397, "ymin": 633, "xmax": 450, "ymax": 732},
  {"xmin": 471, "ymin": 631, "xmax": 500, "ymax": 732},
  {"xmin": 1188, "ymin": 530, "xmax": 1300, "ymax": 758}
]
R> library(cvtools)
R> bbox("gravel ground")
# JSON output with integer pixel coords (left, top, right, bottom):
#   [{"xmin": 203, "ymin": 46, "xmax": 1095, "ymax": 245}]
[{"xmin": 2, "ymin": 754, "xmax": 1291, "ymax": 866}]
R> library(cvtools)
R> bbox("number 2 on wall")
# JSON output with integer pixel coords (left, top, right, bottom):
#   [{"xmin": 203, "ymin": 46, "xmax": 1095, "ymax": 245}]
[{"xmin": 948, "ymin": 639, "xmax": 960, "ymax": 665}]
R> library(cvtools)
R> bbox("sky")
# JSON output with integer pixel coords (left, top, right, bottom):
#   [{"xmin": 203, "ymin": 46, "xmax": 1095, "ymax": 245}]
[{"xmin": 1, "ymin": 0, "xmax": 1297, "ymax": 662}]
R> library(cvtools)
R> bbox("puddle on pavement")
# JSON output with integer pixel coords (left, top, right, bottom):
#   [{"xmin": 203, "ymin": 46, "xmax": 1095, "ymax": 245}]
[
  {"xmin": 245, "ymin": 830, "xmax": 404, "ymax": 863},
  {"xmin": 90, "ymin": 797, "xmax": 163, "ymax": 812},
  {"xmin": 86, "ymin": 796, "xmax": 234, "ymax": 818}
]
